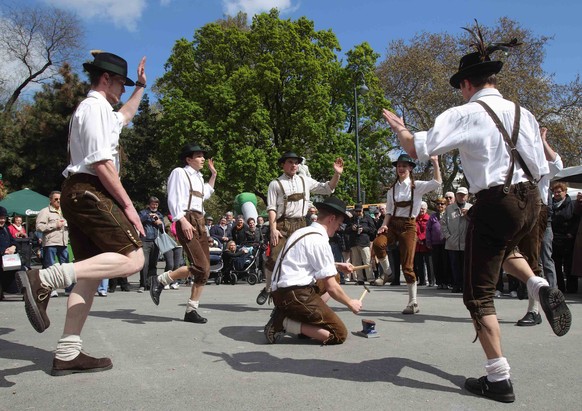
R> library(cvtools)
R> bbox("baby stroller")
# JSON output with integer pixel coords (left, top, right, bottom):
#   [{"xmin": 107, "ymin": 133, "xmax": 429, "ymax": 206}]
[
  {"xmin": 222, "ymin": 245, "xmax": 263, "ymax": 285},
  {"xmin": 208, "ymin": 242, "xmax": 224, "ymax": 285}
]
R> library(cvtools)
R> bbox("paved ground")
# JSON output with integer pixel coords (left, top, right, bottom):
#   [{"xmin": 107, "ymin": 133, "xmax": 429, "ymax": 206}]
[{"xmin": 1, "ymin": 269, "xmax": 580, "ymax": 411}]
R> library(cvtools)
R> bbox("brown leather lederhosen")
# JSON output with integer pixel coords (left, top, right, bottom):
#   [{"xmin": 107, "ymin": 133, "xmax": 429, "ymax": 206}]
[
  {"xmin": 463, "ymin": 100, "xmax": 541, "ymax": 327},
  {"xmin": 176, "ymin": 169, "xmax": 210, "ymax": 284},
  {"xmin": 271, "ymin": 231, "xmax": 348, "ymax": 345},
  {"xmin": 372, "ymin": 181, "xmax": 419, "ymax": 283},
  {"xmin": 265, "ymin": 176, "xmax": 308, "ymax": 272}
]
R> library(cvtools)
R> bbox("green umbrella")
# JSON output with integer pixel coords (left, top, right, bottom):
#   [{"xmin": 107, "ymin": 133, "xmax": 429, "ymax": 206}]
[{"xmin": 0, "ymin": 188, "xmax": 50, "ymax": 217}]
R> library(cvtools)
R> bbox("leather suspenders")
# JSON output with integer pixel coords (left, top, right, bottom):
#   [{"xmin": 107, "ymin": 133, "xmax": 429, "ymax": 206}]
[{"xmin": 474, "ymin": 100, "xmax": 536, "ymax": 194}]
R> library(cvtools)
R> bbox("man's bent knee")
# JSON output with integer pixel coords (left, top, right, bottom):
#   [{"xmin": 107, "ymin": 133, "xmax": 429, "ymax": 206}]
[
  {"xmin": 123, "ymin": 248, "xmax": 145, "ymax": 275},
  {"xmin": 323, "ymin": 323, "xmax": 348, "ymax": 345},
  {"xmin": 372, "ymin": 236, "xmax": 388, "ymax": 259}
]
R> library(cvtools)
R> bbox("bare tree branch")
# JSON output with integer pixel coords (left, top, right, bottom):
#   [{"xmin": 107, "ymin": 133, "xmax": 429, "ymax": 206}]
[{"xmin": 0, "ymin": 2, "xmax": 84, "ymax": 112}]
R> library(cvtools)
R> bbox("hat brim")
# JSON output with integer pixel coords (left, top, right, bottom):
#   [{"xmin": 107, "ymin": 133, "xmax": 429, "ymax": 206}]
[
  {"xmin": 83, "ymin": 62, "xmax": 136, "ymax": 86},
  {"xmin": 314, "ymin": 201, "xmax": 350, "ymax": 220},
  {"xmin": 278, "ymin": 156, "xmax": 303, "ymax": 164},
  {"xmin": 392, "ymin": 160, "xmax": 416, "ymax": 169},
  {"xmin": 180, "ymin": 147, "xmax": 208, "ymax": 160},
  {"xmin": 449, "ymin": 61, "xmax": 503, "ymax": 89}
]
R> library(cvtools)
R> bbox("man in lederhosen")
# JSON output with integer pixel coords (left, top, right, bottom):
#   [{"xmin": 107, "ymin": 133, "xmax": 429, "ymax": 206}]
[
  {"xmin": 264, "ymin": 196, "xmax": 361, "ymax": 344},
  {"xmin": 17, "ymin": 51, "xmax": 147, "ymax": 375},
  {"xmin": 255, "ymin": 151, "xmax": 344, "ymax": 305},
  {"xmin": 382, "ymin": 22, "xmax": 571, "ymax": 403},
  {"xmin": 149, "ymin": 143, "xmax": 217, "ymax": 324}
]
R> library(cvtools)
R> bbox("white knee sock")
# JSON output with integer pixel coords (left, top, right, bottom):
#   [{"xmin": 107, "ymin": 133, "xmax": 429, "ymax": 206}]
[
  {"xmin": 407, "ymin": 282, "xmax": 417, "ymax": 304},
  {"xmin": 283, "ymin": 317, "xmax": 302, "ymax": 334},
  {"xmin": 485, "ymin": 357, "xmax": 511, "ymax": 382},
  {"xmin": 40, "ymin": 263, "xmax": 76, "ymax": 289},
  {"xmin": 527, "ymin": 295, "xmax": 539, "ymax": 313},
  {"xmin": 527, "ymin": 276, "xmax": 549, "ymax": 302},
  {"xmin": 186, "ymin": 299, "xmax": 199, "ymax": 312},
  {"xmin": 55, "ymin": 334, "xmax": 82, "ymax": 361},
  {"xmin": 379, "ymin": 258, "xmax": 392, "ymax": 277},
  {"xmin": 264, "ymin": 268, "xmax": 273, "ymax": 292},
  {"xmin": 158, "ymin": 270, "xmax": 173, "ymax": 286}
]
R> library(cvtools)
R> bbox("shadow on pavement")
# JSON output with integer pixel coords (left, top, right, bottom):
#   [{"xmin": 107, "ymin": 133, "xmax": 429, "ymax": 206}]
[
  {"xmin": 204, "ymin": 350, "xmax": 468, "ymax": 395},
  {"xmin": 89, "ymin": 309, "xmax": 178, "ymax": 325},
  {"xmin": 0, "ymin": 328, "xmax": 53, "ymax": 386}
]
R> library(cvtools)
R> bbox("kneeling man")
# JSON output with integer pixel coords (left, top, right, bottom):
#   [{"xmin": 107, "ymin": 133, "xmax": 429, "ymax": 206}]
[{"xmin": 264, "ymin": 196, "xmax": 362, "ymax": 344}]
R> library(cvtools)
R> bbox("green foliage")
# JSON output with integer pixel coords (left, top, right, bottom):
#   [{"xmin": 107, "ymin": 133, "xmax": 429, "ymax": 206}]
[
  {"xmin": 156, "ymin": 10, "xmax": 391, "ymax": 205},
  {"xmin": 0, "ymin": 64, "xmax": 88, "ymax": 195},
  {"xmin": 377, "ymin": 17, "xmax": 582, "ymax": 197},
  {"xmin": 120, "ymin": 94, "xmax": 168, "ymax": 211}
]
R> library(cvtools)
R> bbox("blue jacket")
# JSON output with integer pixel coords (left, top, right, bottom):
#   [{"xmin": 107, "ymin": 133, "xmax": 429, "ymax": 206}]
[{"xmin": 139, "ymin": 208, "xmax": 164, "ymax": 241}]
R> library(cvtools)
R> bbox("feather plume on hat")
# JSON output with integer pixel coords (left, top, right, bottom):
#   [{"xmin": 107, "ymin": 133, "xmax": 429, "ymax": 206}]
[{"xmin": 461, "ymin": 19, "xmax": 522, "ymax": 61}]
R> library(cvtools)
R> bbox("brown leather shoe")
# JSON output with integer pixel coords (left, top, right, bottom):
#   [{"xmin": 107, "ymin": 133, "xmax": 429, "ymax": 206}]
[
  {"xmin": 51, "ymin": 352, "xmax": 113, "ymax": 376},
  {"xmin": 16, "ymin": 269, "xmax": 51, "ymax": 333}
]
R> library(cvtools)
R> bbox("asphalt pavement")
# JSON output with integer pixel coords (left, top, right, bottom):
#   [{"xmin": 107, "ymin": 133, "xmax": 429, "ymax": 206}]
[{"xmin": 1, "ymin": 268, "xmax": 580, "ymax": 411}]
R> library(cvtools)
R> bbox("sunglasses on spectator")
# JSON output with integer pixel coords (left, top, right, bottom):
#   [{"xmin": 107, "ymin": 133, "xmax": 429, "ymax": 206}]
[{"xmin": 437, "ymin": 202, "xmax": 446, "ymax": 205}]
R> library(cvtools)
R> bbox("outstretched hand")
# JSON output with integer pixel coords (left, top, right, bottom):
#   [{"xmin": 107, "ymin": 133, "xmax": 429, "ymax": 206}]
[
  {"xmin": 382, "ymin": 109, "xmax": 405, "ymax": 132},
  {"xmin": 207, "ymin": 158, "xmax": 217, "ymax": 175},
  {"xmin": 136, "ymin": 56, "xmax": 146, "ymax": 84},
  {"xmin": 333, "ymin": 157, "xmax": 344, "ymax": 174}
]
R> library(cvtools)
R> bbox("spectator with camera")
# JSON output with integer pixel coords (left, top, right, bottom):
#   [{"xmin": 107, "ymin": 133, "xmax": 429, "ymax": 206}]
[
  {"xmin": 348, "ymin": 203, "xmax": 376, "ymax": 285},
  {"xmin": 138, "ymin": 196, "xmax": 164, "ymax": 292}
]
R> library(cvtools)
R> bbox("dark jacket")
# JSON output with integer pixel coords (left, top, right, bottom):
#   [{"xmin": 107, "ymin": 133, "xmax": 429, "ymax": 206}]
[
  {"xmin": 347, "ymin": 214, "xmax": 376, "ymax": 248},
  {"xmin": 552, "ymin": 195, "xmax": 578, "ymax": 242},
  {"xmin": 209, "ymin": 224, "xmax": 232, "ymax": 242},
  {"xmin": 1, "ymin": 225, "xmax": 16, "ymax": 255},
  {"xmin": 139, "ymin": 208, "xmax": 164, "ymax": 241}
]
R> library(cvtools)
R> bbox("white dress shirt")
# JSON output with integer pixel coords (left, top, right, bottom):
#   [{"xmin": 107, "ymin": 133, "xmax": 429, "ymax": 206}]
[
  {"xmin": 167, "ymin": 165, "xmax": 214, "ymax": 222},
  {"xmin": 63, "ymin": 91, "xmax": 124, "ymax": 177},
  {"xmin": 414, "ymin": 88, "xmax": 549, "ymax": 194},
  {"xmin": 267, "ymin": 174, "xmax": 334, "ymax": 219},
  {"xmin": 386, "ymin": 177, "xmax": 440, "ymax": 218},
  {"xmin": 271, "ymin": 222, "xmax": 337, "ymax": 291}
]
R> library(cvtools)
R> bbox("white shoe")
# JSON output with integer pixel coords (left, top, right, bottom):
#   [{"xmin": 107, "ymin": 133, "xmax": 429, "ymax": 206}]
[
  {"xmin": 170, "ymin": 283, "xmax": 179, "ymax": 289},
  {"xmin": 137, "ymin": 287, "xmax": 145, "ymax": 293},
  {"xmin": 510, "ymin": 291, "xmax": 518, "ymax": 298},
  {"xmin": 402, "ymin": 303, "xmax": 419, "ymax": 314},
  {"xmin": 163, "ymin": 284, "xmax": 170, "ymax": 290},
  {"xmin": 494, "ymin": 290, "xmax": 502, "ymax": 298},
  {"xmin": 50, "ymin": 290, "xmax": 59, "ymax": 298}
]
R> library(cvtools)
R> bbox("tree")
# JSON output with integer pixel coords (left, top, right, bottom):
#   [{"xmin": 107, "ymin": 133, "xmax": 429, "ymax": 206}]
[
  {"xmin": 120, "ymin": 94, "xmax": 168, "ymax": 211},
  {"xmin": 156, "ymin": 10, "xmax": 391, "ymax": 207},
  {"xmin": 0, "ymin": 63, "xmax": 88, "ymax": 195},
  {"xmin": 0, "ymin": 2, "xmax": 84, "ymax": 112},
  {"xmin": 377, "ymin": 17, "xmax": 582, "ymax": 196}
]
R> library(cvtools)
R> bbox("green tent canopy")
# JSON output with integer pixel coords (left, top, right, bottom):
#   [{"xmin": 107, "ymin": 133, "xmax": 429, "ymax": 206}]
[{"xmin": 0, "ymin": 188, "xmax": 50, "ymax": 216}]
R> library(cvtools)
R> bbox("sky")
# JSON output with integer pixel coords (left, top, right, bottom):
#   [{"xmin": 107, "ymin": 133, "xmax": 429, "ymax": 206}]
[{"xmin": 4, "ymin": 0, "xmax": 582, "ymax": 100}]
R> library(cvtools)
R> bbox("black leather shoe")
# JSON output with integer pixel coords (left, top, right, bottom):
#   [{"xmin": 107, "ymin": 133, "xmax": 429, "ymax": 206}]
[
  {"xmin": 256, "ymin": 288, "xmax": 269, "ymax": 305},
  {"xmin": 149, "ymin": 276, "xmax": 164, "ymax": 306},
  {"xmin": 516, "ymin": 311, "xmax": 542, "ymax": 326},
  {"xmin": 184, "ymin": 310, "xmax": 207, "ymax": 324},
  {"xmin": 264, "ymin": 308, "xmax": 285, "ymax": 343},
  {"xmin": 465, "ymin": 376, "xmax": 515, "ymax": 403},
  {"xmin": 539, "ymin": 286, "xmax": 571, "ymax": 336}
]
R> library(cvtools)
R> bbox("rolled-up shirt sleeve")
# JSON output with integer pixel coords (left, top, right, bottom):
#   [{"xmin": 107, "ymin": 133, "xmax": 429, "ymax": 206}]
[{"xmin": 414, "ymin": 131, "xmax": 430, "ymax": 163}]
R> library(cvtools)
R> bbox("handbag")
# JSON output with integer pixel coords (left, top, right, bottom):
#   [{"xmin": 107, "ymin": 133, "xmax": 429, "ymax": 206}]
[
  {"xmin": 154, "ymin": 225, "xmax": 178, "ymax": 255},
  {"xmin": 2, "ymin": 253, "xmax": 22, "ymax": 271}
]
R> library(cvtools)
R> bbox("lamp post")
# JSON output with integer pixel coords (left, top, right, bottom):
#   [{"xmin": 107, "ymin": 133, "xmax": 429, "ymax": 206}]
[{"xmin": 354, "ymin": 77, "xmax": 369, "ymax": 204}]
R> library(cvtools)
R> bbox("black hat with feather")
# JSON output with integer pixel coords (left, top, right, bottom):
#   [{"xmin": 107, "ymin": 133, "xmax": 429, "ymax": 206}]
[{"xmin": 449, "ymin": 19, "xmax": 521, "ymax": 89}]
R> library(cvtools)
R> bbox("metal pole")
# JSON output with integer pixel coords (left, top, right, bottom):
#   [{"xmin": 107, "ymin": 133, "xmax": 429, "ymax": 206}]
[{"xmin": 354, "ymin": 85, "xmax": 361, "ymax": 204}]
